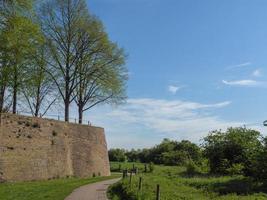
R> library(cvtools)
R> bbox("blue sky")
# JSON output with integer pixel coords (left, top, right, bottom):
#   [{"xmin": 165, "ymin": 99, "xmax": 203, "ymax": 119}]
[{"xmin": 82, "ymin": 0, "xmax": 267, "ymax": 149}]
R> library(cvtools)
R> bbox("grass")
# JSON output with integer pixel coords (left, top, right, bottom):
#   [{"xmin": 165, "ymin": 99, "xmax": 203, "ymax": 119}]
[
  {"xmin": 110, "ymin": 162, "xmax": 146, "ymax": 172},
  {"xmin": 0, "ymin": 174, "xmax": 120, "ymax": 200},
  {"xmin": 108, "ymin": 162, "xmax": 267, "ymax": 200}
]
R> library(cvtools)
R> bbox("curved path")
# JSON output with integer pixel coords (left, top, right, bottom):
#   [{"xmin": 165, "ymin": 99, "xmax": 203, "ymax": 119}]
[{"xmin": 65, "ymin": 178, "xmax": 121, "ymax": 200}]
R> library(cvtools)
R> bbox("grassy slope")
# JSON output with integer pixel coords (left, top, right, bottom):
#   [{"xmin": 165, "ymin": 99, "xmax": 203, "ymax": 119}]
[
  {"xmin": 109, "ymin": 162, "xmax": 267, "ymax": 200},
  {"xmin": 0, "ymin": 175, "xmax": 120, "ymax": 200}
]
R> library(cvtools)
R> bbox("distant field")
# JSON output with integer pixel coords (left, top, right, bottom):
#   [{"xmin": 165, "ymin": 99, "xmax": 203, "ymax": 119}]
[
  {"xmin": 108, "ymin": 162, "xmax": 267, "ymax": 200},
  {"xmin": 0, "ymin": 175, "xmax": 120, "ymax": 200}
]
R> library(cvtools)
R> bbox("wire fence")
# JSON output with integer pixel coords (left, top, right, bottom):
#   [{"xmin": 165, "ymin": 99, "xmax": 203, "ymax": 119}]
[
  {"xmin": 120, "ymin": 164, "xmax": 160, "ymax": 200},
  {"xmin": 0, "ymin": 111, "xmax": 93, "ymax": 126}
]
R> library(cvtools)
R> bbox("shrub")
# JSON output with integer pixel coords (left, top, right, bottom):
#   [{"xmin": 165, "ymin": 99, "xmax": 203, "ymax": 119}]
[
  {"xmin": 251, "ymin": 137, "xmax": 267, "ymax": 180},
  {"xmin": 161, "ymin": 151, "xmax": 189, "ymax": 166},
  {"xmin": 218, "ymin": 159, "xmax": 231, "ymax": 175},
  {"xmin": 148, "ymin": 162, "xmax": 154, "ymax": 172},
  {"xmin": 226, "ymin": 163, "xmax": 244, "ymax": 176},
  {"xmin": 108, "ymin": 181, "xmax": 136, "ymax": 200},
  {"xmin": 203, "ymin": 127, "xmax": 263, "ymax": 176},
  {"xmin": 185, "ymin": 160, "xmax": 201, "ymax": 176}
]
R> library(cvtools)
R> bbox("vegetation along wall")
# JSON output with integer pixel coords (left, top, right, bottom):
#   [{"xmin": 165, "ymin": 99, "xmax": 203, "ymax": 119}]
[{"xmin": 0, "ymin": 113, "xmax": 110, "ymax": 182}]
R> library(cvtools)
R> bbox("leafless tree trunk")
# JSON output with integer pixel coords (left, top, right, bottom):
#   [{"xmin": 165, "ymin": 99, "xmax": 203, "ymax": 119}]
[
  {"xmin": 12, "ymin": 66, "xmax": 18, "ymax": 114},
  {"xmin": 0, "ymin": 85, "xmax": 5, "ymax": 113}
]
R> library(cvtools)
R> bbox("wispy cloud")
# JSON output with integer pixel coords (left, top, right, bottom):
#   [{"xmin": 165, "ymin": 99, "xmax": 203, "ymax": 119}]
[
  {"xmin": 88, "ymin": 98, "xmax": 243, "ymax": 149},
  {"xmin": 168, "ymin": 85, "xmax": 184, "ymax": 94},
  {"xmin": 252, "ymin": 69, "xmax": 262, "ymax": 77},
  {"xmin": 222, "ymin": 79, "xmax": 265, "ymax": 87},
  {"xmin": 226, "ymin": 62, "xmax": 251, "ymax": 70}
]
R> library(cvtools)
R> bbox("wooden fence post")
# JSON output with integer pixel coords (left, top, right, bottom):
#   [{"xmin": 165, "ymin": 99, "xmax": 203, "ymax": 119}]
[
  {"xmin": 122, "ymin": 170, "xmax": 126, "ymax": 178},
  {"xmin": 156, "ymin": 184, "xmax": 160, "ymax": 200},
  {"xmin": 129, "ymin": 171, "xmax": 133, "ymax": 186},
  {"xmin": 138, "ymin": 177, "xmax": 142, "ymax": 191}
]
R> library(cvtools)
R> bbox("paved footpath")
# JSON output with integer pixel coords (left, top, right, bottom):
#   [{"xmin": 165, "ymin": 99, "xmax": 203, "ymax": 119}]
[{"xmin": 65, "ymin": 178, "xmax": 121, "ymax": 200}]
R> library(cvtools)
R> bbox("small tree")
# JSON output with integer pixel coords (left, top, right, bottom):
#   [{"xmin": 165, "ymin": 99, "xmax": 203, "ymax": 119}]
[
  {"xmin": 0, "ymin": 1, "xmax": 43, "ymax": 114},
  {"xmin": 22, "ymin": 45, "xmax": 57, "ymax": 117}
]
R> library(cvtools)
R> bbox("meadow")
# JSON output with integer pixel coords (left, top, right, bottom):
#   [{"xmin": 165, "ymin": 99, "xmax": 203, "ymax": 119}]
[
  {"xmin": 108, "ymin": 162, "xmax": 267, "ymax": 200},
  {"xmin": 0, "ymin": 174, "xmax": 120, "ymax": 200}
]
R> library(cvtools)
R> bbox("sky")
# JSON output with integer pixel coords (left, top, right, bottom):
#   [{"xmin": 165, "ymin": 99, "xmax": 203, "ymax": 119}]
[{"xmin": 80, "ymin": 0, "xmax": 267, "ymax": 149}]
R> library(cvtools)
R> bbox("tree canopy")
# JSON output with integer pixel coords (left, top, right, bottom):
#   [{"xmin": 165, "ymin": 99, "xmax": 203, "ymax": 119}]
[{"xmin": 0, "ymin": 0, "xmax": 127, "ymax": 122}]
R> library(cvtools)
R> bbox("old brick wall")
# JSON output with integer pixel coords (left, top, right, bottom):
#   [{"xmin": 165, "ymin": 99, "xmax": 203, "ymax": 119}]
[{"xmin": 0, "ymin": 114, "xmax": 110, "ymax": 182}]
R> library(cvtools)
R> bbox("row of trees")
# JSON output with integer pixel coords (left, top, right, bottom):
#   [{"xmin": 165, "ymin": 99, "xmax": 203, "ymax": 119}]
[
  {"xmin": 0, "ymin": 0, "xmax": 127, "ymax": 123},
  {"xmin": 109, "ymin": 127, "xmax": 267, "ymax": 180},
  {"xmin": 109, "ymin": 139, "xmax": 202, "ymax": 166}
]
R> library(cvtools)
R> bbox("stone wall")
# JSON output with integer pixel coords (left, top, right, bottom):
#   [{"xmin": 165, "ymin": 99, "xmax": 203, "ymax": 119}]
[{"xmin": 0, "ymin": 113, "xmax": 110, "ymax": 182}]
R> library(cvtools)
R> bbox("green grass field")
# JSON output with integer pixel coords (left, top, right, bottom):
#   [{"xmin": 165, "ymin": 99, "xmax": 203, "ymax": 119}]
[
  {"xmin": 0, "ymin": 174, "xmax": 120, "ymax": 200},
  {"xmin": 108, "ymin": 162, "xmax": 267, "ymax": 200}
]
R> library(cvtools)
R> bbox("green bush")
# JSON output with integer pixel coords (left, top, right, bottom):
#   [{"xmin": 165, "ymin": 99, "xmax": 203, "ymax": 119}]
[
  {"xmin": 226, "ymin": 163, "xmax": 244, "ymax": 176},
  {"xmin": 185, "ymin": 160, "xmax": 201, "ymax": 176},
  {"xmin": 148, "ymin": 162, "xmax": 154, "ymax": 172},
  {"xmin": 203, "ymin": 127, "xmax": 263, "ymax": 176},
  {"xmin": 251, "ymin": 137, "xmax": 267, "ymax": 180},
  {"xmin": 108, "ymin": 181, "xmax": 136, "ymax": 200}
]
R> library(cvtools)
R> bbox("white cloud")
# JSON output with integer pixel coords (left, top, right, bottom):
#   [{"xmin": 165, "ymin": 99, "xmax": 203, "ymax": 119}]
[
  {"xmin": 222, "ymin": 79, "xmax": 264, "ymax": 87},
  {"xmin": 86, "ymin": 98, "xmax": 246, "ymax": 149},
  {"xmin": 168, "ymin": 85, "xmax": 183, "ymax": 94},
  {"xmin": 226, "ymin": 62, "xmax": 251, "ymax": 70},
  {"xmin": 252, "ymin": 69, "xmax": 261, "ymax": 77}
]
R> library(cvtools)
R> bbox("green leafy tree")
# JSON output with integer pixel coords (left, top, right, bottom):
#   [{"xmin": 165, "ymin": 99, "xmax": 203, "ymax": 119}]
[
  {"xmin": 4, "ymin": 15, "xmax": 43, "ymax": 113},
  {"xmin": 73, "ymin": 14, "xmax": 127, "ymax": 124},
  {"xmin": 148, "ymin": 139, "xmax": 202, "ymax": 165},
  {"xmin": 126, "ymin": 149, "xmax": 141, "ymax": 162},
  {"xmin": 252, "ymin": 137, "xmax": 267, "ymax": 180},
  {"xmin": 22, "ymin": 45, "xmax": 57, "ymax": 117},
  {"xmin": 108, "ymin": 149, "xmax": 127, "ymax": 162},
  {"xmin": 203, "ymin": 127, "xmax": 263, "ymax": 175},
  {"xmin": 39, "ymin": 0, "xmax": 92, "ymax": 122},
  {"xmin": 0, "ymin": 0, "xmax": 42, "ymax": 114}
]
